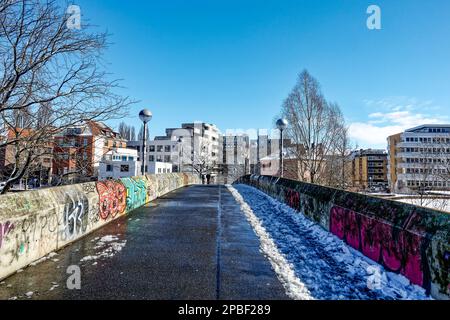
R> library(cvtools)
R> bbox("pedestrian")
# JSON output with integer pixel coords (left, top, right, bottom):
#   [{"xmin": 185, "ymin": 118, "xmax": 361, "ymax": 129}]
[
  {"xmin": 201, "ymin": 174, "xmax": 205, "ymax": 184},
  {"xmin": 206, "ymin": 174, "xmax": 211, "ymax": 185}
]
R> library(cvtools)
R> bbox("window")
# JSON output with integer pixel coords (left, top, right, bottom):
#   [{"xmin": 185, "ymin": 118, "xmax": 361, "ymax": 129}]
[
  {"xmin": 149, "ymin": 155, "xmax": 154, "ymax": 162},
  {"xmin": 129, "ymin": 157, "xmax": 134, "ymax": 161},
  {"xmin": 164, "ymin": 155, "xmax": 171, "ymax": 162},
  {"xmin": 121, "ymin": 156, "xmax": 127, "ymax": 161},
  {"xmin": 83, "ymin": 138, "xmax": 88, "ymax": 146},
  {"xmin": 165, "ymin": 145, "xmax": 171, "ymax": 152},
  {"xmin": 120, "ymin": 165, "xmax": 129, "ymax": 172},
  {"xmin": 158, "ymin": 168, "xmax": 162, "ymax": 173},
  {"xmin": 157, "ymin": 145, "xmax": 163, "ymax": 152},
  {"xmin": 149, "ymin": 145, "xmax": 155, "ymax": 152},
  {"xmin": 106, "ymin": 165, "xmax": 113, "ymax": 172}
]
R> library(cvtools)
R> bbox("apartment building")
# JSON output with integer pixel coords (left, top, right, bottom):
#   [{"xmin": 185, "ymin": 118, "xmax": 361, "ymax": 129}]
[
  {"xmin": 53, "ymin": 121, "xmax": 126, "ymax": 183},
  {"xmin": 129, "ymin": 122, "xmax": 220, "ymax": 178},
  {"xmin": 0, "ymin": 127, "xmax": 53, "ymax": 187},
  {"xmin": 350, "ymin": 149, "xmax": 388, "ymax": 190},
  {"xmin": 99, "ymin": 148, "xmax": 140, "ymax": 180},
  {"xmin": 387, "ymin": 124, "xmax": 450, "ymax": 193},
  {"xmin": 217, "ymin": 133, "xmax": 250, "ymax": 183}
]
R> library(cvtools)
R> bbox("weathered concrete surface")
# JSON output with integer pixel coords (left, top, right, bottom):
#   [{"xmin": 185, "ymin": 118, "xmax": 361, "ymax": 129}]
[
  {"xmin": 0, "ymin": 173, "xmax": 199, "ymax": 281},
  {"xmin": 238, "ymin": 174, "xmax": 450, "ymax": 300},
  {"xmin": 0, "ymin": 185, "xmax": 288, "ymax": 300}
]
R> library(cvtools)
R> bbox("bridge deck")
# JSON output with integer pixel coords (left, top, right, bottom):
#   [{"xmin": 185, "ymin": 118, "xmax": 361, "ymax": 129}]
[{"xmin": 0, "ymin": 185, "xmax": 288, "ymax": 300}]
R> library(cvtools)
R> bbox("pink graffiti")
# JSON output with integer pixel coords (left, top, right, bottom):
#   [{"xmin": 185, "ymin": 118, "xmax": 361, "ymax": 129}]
[
  {"xmin": 286, "ymin": 189, "xmax": 300, "ymax": 211},
  {"xmin": 0, "ymin": 221, "xmax": 14, "ymax": 249},
  {"xmin": 330, "ymin": 205, "xmax": 425, "ymax": 287}
]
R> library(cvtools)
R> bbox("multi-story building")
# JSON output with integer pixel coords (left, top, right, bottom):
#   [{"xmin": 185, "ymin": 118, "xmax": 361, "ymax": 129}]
[
  {"xmin": 53, "ymin": 120, "xmax": 126, "ymax": 183},
  {"xmin": 387, "ymin": 125, "xmax": 450, "ymax": 193},
  {"xmin": 217, "ymin": 133, "xmax": 250, "ymax": 184},
  {"xmin": 129, "ymin": 122, "xmax": 220, "ymax": 179},
  {"xmin": 99, "ymin": 148, "xmax": 140, "ymax": 180},
  {"xmin": 0, "ymin": 127, "xmax": 53, "ymax": 187},
  {"xmin": 128, "ymin": 138, "xmax": 179, "ymax": 171},
  {"xmin": 350, "ymin": 149, "xmax": 388, "ymax": 190}
]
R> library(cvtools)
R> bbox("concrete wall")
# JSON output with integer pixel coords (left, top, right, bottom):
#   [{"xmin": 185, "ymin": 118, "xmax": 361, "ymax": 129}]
[
  {"xmin": 0, "ymin": 173, "xmax": 199, "ymax": 280},
  {"xmin": 236, "ymin": 175, "xmax": 450, "ymax": 300}
]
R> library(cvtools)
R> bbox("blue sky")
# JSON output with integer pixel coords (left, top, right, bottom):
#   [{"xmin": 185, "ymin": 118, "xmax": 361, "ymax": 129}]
[{"xmin": 75, "ymin": 0, "xmax": 450, "ymax": 149}]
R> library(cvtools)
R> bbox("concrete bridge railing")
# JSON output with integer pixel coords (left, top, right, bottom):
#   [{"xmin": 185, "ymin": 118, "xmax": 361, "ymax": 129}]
[
  {"xmin": 0, "ymin": 173, "xmax": 200, "ymax": 280},
  {"xmin": 236, "ymin": 175, "xmax": 450, "ymax": 300}
]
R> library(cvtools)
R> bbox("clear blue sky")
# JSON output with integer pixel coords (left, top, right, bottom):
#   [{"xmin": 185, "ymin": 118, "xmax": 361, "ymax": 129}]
[{"xmin": 75, "ymin": 0, "xmax": 450, "ymax": 149}]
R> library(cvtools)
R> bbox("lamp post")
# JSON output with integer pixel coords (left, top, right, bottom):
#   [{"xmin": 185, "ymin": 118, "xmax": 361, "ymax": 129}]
[
  {"xmin": 178, "ymin": 137, "xmax": 183, "ymax": 173},
  {"xmin": 276, "ymin": 118, "xmax": 288, "ymax": 178},
  {"xmin": 139, "ymin": 109, "xmax": 152, "ymax": 175}
]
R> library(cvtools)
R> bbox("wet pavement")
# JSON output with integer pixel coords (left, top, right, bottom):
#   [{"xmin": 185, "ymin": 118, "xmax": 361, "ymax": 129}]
[{"xmin": 0, "ymin": 185, "xmax": 288, "ymax": 300}]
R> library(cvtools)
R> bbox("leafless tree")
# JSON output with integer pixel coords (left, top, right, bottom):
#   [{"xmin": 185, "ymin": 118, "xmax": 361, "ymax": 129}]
[
  {"xmin": 118, "ymin": 121, "xmax": 136, "ymax": 141},
  {"xmin": 279, "ymin": 70, "xmax": 347, "ymax": 185},
  {"xmin": 184, "ymin": 139, "xmax": 216, "ymax": 180},
  {"xmin": 0, "ymin": 0, "xmax": 134, "ymax": 193}
]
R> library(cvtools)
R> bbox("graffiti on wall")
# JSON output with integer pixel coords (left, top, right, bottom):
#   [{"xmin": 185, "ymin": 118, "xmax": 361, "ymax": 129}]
[
  {"xmin": 330, "ymin": 205, "xmax": 427, "ymax": 287},
  {"xmin": 0, "ymin": 221, "xmax": 14, "ymax": 249},
  {"xmin": 121, "ymin": 177, "xmax": 147, "ymax": 212},
  {"xmin": 96, "ymin": 180, "xmax": 127, "ymax": 220},
  {"xmin": 63, "ymin": 192, "xmax": 89, "ymax": 240}
]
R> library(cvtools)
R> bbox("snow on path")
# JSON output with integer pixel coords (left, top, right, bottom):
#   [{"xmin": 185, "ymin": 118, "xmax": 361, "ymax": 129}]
[
  {"xmin": 226, "ymin": 185, "xmax": 314, "ymax": 300},
  {"xmin": 230, "ymin": 184, "xmax": 431, "ymax": 300}
]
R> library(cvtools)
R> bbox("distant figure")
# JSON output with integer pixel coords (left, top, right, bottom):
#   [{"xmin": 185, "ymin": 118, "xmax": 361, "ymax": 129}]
[
  {"xmin": 201, "ymin": 174, "xmax": 206, "ymax": 185},
  {"xmin": 206, "ymin": 174, "xmax": 211, "ymax": 185}
]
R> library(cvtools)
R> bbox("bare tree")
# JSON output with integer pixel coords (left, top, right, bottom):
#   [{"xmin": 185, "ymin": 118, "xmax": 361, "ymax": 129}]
[
  {"xmin": 279, "ymin": 70, "xmax": 347, "ymax": 185},
  {"xmin": 185, "ymin": 139, "xmax": 216, "ymax": 179},
  {"xmin": 0, "ymin": 0, "xmax": 134, "ymax": 193},
  {"xmin": 118, "ymin": 121, "xmax": 136, "ymax": 141}
]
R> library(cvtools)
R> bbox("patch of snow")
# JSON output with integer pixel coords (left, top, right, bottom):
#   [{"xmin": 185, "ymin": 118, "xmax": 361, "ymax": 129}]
[
  {"xmin": 80, "ymin": 235, "xmax": 126, "ymax": 263},
  {"xmin": 25, "ymin": 291, "xmax": 33, "ymax": 298},
  {"xmin": 226, "ymin": 185, "xmax": 314, "ymax": 300},
  {"xmin": 232, "ymin": 184, "xmax": 431, "ymax": 300}
]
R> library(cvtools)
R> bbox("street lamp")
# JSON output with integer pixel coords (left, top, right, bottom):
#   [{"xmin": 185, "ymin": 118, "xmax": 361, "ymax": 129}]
[
  {"xmin": 276, "ymin": 118, "xmax": 288, "ymax": 178},
  {"xmin": 139, "ymin": 109, "xmax": 152, "ymax": 175},
  {"xmin": 178, "ymin": 137, "xmax": 183, "ymax": 173}
]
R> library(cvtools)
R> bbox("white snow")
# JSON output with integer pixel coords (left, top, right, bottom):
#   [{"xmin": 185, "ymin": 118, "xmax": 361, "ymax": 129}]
[
  {"xmin": 226, "ymin": 185, "xmax": 314, "ymax": 300},
  {"xmin": 80, "ymin": 235, "xmax": 126, "ymax": 263},
  {"xmin": 232, "ymin": 184, "xmax": 432, "ymax": 300}
]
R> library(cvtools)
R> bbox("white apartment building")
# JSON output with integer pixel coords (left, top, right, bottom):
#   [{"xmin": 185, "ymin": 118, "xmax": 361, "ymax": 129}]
[
  {"xmin": 147, "ymin": 162, "xmax": 173, "ymax": 174},
  {"xmin": 387, "ymin": 124, "xmax": 450, "ymax": 193},
  {"xmin": 99, "ymin": 148, "xmax": 140, "ymax": 180},
  {"xmin": 128, "ymin": 122, "xmax": 220, "ymax": 177}
]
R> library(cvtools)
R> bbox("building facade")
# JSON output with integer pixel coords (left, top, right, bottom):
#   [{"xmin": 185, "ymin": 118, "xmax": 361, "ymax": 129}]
[
  {"xmin": 217, "ymin": 133, "xmax": 250, "ymax": 184},
  {"xmin": 387, "ymin": 125, "xmax": 450, "ymax": 193},
  {"xmin": 53, "ymin": 121, "xmax": 126, "ymax": 183},
  {"xmin": 99, "ymin": 148, "xmax": 139, "ymax": 180},
  {"xmin": 350, "ymin": 149, "xmax": 388, "ymax": 190}
]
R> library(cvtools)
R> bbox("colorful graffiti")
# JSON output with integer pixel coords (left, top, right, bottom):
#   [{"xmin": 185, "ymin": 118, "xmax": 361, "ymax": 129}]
[
  {"xmin": 330, "ymin": 205, "xmax": 426, "ymax": 287},
  {"xmin": 0, "ymin": 173, "xmax": 198, "ymax": 281},
  {"xmin": 96, "ymin": 180, "xmax": 127, "ymax": 220},
  {"xmin": 0, "ymin": 221, "xmax": 14, "ymax": 249},
  {"xmin": 121, "ymin": 177, "xmax": 148, "ymax": 212}
]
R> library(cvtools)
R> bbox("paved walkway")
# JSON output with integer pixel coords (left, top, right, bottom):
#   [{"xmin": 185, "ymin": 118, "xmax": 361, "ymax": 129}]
[{"xmin": 0, "ymin": 185, "xmax": 288, "ymax": 300}]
